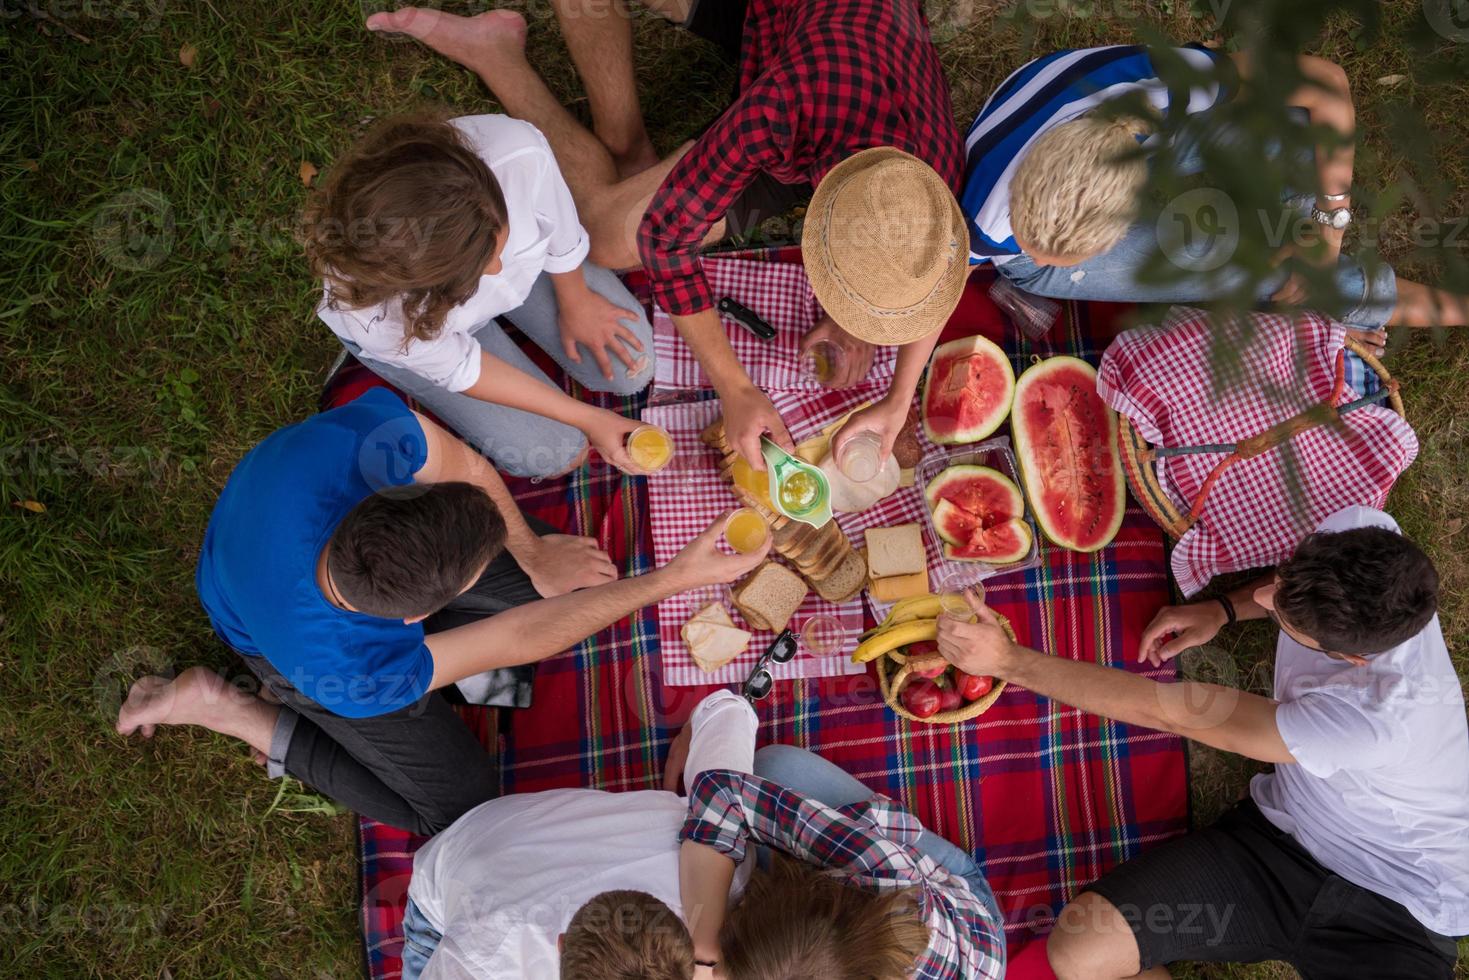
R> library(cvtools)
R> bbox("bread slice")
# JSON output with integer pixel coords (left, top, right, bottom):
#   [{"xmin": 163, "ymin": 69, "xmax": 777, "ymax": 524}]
[
  {"xmin": 869, "ymin": 568, "xmax": 931, "ymax": 603},
  {"xmin": 683, "ymin": 620, "xmax": 752, "ymax": 672},
  {"xmin": 811, "ymin": 549, "xmax": 868, "ymax": 603},
  {"xmin": 733, "ymin": 562, "xmax": 808, "ymax": 633},
  {"xmin": 689, "ymin": 602, "xmax": 735, "ymax": 628},
  {"xmin": 865, "ymin": 524, "xmax": 926, "ymax": 579}
]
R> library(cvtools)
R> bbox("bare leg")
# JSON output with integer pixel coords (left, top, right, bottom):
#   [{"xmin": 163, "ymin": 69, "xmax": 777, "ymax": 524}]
[
  {"xmin": 366, "ymin": 8, "xmax": 725, "ymax": 270},
  {"xmin": 367, "ymin": 10, "xmax": 620, "ymax": 209},
  {"xmin": 548, "ymin": 0, "xmax": 693, "ymax": 178},
  {"xmin": 1386, "ymin": 276, "xmax": 1469, "ymax": 328},
  {"xmin": 1047, "ymin": 891, "xmax": 1173, "ymax": 980},
  {"xmin": 116, "ymin": 666, "xmax": 281, "ymax": 761}
]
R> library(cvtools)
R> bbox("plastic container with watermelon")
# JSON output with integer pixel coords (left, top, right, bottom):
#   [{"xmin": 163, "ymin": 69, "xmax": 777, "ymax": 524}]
[{"xmin": 914, "ymin": 437, "xmax": 1041, "ymax": 590}]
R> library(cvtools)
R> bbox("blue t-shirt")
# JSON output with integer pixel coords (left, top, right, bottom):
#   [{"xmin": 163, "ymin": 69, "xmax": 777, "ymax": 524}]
[
  {"xmin": 961, "ymin": 44, "xmax": 1230, "ymax": 263},
  {"xmin": 196, "ymin": 389, "xmax": 433, "ymax": 718}
]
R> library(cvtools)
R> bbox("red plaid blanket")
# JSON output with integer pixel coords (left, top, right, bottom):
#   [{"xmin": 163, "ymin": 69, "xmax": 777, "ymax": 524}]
[
  {"xmin": 1097, "ymin": 306, "xmax": 1419, "ymax": 596},
  {"xmin": 354, "ymin": 256, "xmax": 1186, "ymax": 980}
]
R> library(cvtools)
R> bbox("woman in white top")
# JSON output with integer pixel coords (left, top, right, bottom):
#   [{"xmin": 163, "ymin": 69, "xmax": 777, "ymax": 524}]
[{"xmin": 307, "ymin": 113, "xmax": 654, "ymax": 478}]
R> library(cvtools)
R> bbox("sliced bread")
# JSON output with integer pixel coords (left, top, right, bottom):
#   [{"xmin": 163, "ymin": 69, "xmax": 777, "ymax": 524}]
[
  {"xmin": 683, "ymin": 620, "xmax": 752, "ymax": 672},
  {"xmin": 733, "ymin": 562, "xmax": 808, "ymax": 633},
  {"xmin": 865, "ymin": 524, "xmax": 926, "ymax": 579},
  {"xmin": 811, "ymin": 549, "xmax": 868, "ymax": 603}
]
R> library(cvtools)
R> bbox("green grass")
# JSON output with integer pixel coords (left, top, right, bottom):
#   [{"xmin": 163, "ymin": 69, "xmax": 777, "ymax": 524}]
[{"xmin": 1, "ymin": 1, "xmax": 1465, "ymax": 976}]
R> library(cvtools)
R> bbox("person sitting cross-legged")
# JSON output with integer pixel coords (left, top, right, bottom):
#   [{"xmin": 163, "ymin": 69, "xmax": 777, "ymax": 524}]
[
  {"xmin": 362, "ymin": 0, "xmax": 970, "ymax": 472},
  {"xmin": 934, "ymin": 505, "xmax": 1467, "ymax": 979},
  {"xmin": 115, "ymin": 388, "xmax": 767, "ymax": 835}
]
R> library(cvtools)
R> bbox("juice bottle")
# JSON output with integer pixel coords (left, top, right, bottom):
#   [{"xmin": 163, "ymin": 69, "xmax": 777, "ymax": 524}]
[
  {"xmin": 724, "ymin": 508, "xmax": 770, "ymax": 554},
  {"xmin": 627, "ymin": 425, "xmax": 674, "ymax": 473}
]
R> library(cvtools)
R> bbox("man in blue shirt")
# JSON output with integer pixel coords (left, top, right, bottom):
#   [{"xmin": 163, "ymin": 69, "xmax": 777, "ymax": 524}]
[{"xmin": 115, "ymin": 389, "xmax": 767, "ymax": 834}]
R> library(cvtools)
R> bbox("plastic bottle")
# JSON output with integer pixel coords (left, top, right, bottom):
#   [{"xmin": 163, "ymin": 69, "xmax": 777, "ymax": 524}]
[{"xmin": 838, "ymin": 431, "xmax": 883, "ymax": 483}]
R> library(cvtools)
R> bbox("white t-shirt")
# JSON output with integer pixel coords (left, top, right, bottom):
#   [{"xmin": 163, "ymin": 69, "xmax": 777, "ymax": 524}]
[
  {"xmin": 317, "ymin": 114, "xmax": 591, "ymax": 393},
  {"xmin": 1251, "ymin": 506, "xmax": 1469, "ymax": 936},
  {"xmin": 408, "ymin": 690, "xmax": 757, "ymax": 980}
]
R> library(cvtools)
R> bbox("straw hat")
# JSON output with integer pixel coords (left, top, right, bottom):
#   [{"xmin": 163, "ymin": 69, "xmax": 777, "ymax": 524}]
[{"xmin": 802, "ymin": 146, "xmax": 969, "ymax": 346}]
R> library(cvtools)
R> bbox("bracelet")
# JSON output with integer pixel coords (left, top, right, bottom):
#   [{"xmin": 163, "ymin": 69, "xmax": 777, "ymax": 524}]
[
  {"xmin": 1214, "ymin": 595, "xmax": 1237, "ymax": 626},
  {"xmin": 1321, "ymin": 189, "xmax": 1351, "ymax": 202}
]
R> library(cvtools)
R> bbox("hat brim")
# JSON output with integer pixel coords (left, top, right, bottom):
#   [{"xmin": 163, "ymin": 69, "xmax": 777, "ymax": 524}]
[{"xmin": 802, "ymin": 147, "xmax": 971, "ymax": 347}]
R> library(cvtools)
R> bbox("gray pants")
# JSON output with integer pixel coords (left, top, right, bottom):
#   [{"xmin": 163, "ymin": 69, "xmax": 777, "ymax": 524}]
[{"xmin": 349, "ymin": 265, "xmax": 655, "ymax": 479}]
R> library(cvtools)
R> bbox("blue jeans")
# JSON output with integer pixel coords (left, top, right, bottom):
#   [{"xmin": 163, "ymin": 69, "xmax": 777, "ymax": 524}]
[
  {"xmin": 346, "ymin": 264, "xmax": 655, "ymax": 479},
  {"xmin": 994, "ymin": 110, "xmax": 1397, "ymax": 330},
  {"xmin": 400, "ymin": 897, "xmax": 442, "ymax": 980},
  {"xmin": 751, "ymin": 744, "xmax": 1006, "ymax": 961}
]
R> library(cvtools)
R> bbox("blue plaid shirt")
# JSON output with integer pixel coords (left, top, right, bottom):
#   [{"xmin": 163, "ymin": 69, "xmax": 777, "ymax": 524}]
[{"xmin": 681, "ymin": 770, "xmax": 1005, "ymax": 980}]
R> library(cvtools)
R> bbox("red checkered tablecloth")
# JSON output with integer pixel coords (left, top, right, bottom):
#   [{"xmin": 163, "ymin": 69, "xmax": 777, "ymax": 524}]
[
  {"xmin": 650, "ymin": 256, "xmax": 898, "ymax": 391},
  {"xmin": 649, "ymin": 257, "xmax": 943, "ymax": 687},
  {"xmin": 1097, "ymin": 306, "xmax": 1419, "ymax": 596}
]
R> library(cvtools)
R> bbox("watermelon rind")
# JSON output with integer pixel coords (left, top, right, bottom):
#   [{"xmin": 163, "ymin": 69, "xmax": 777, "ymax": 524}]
[
  {"xmin": 921, "ymin": 335, "xmax": 1016, "ymax": 445},
  {"xmin": 923, "ymin": 464, "xmax": 1023, "ymax": 521},
  {"xmin": 1011, "ymin": 356, "xmax": 1125, "ymax": 553}
]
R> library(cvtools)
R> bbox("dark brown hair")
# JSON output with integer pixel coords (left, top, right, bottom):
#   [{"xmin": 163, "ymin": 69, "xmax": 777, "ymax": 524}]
[
  {"xmin": 719, "ymin": 857, "xmax": 930, "ymax": 980},
  {"xmin": 303, "ymin": 113, "xmax": 508, "ymax": 344},
  {"xmin": 328, "ymin": 482, "xmax": 505, "ymax": 619},
  {"xmin": 559, "ymin": 890, "xmax": 694, "ymax": 980},
  {"xmin": 1277, "ymin": 525, "xmax": 1439, "ymax": 655}
]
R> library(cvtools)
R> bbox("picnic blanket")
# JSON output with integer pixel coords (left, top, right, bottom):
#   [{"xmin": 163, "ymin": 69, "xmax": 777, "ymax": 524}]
[
  {"xmin": 354, "ymin": 254, "xmax": 1187, "ymax": 980},
  {"xmin": 1097, "ymin": 305, "xmax": 1419, "ymax": 596}
]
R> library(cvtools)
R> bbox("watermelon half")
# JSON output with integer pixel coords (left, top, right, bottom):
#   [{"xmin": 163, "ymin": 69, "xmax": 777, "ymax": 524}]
[
  {"xmin": 921, "ymin": 335, "xmax": 1015, "ymax": 445},
  {"xmin": 925, "ymin": 464, "xmax": 1031, "ymax": 564},
  {"xmin": 1011, "ymin": 356, "xmax": 1125, "ymax": 553}
]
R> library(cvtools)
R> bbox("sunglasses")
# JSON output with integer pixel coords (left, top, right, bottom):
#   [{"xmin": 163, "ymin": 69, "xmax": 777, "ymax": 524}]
[{"xmin": 741, "ymin": 629, "xmax": 797, "ymax": 703}]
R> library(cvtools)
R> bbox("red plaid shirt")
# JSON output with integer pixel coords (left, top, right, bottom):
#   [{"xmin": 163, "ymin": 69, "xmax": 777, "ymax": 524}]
[
  {"xmin": 638, "ymin": 0, "xmax": 965, "ymax": 316},
  {"xmin": 682, "ymin": 770, "xmax": 1006, "ymax": 980}
]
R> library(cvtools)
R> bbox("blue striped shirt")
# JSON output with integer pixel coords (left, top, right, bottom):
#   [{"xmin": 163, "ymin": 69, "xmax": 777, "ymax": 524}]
[{"xmin": 962, "ymin": 44, "xmax": 1231, "ymax": 263}]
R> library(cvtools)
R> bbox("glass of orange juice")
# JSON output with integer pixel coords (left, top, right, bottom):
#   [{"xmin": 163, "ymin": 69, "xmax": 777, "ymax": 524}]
[
  {"xmin": 626, "ymin": 424, "xmax": 674, "ymax": 474},
  {"xmin": 723, "ymin": 507, "xmax": 770, "ymax": 554}
]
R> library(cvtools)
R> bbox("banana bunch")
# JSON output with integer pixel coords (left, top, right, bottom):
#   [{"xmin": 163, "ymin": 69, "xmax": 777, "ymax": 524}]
[{"xmin": 851, "ymin": 593, "xmax": 947, "ymax": 663}]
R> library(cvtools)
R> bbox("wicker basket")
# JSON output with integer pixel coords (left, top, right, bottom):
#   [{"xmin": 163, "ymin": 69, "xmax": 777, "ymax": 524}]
[
  {"xmin": 875, "ymin": 613, "xmax": 1015, "ymax": 724},
  {"xmin": 1118, "ymin": 336, "xmax": 1406, "ymax": 539}
]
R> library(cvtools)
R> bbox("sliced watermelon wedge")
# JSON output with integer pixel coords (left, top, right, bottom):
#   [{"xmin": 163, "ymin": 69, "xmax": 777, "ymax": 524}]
[
  {"xmin": 925, "ymin": 464, "xmax": 1031, "ymax": 564},
  {"xmin": 921, "ymin": 335, "xmax": 1015, "ymax": 444},
  {"xmin": 943, "ymin": 517, "xmax": 1033, "ymax": 564}
]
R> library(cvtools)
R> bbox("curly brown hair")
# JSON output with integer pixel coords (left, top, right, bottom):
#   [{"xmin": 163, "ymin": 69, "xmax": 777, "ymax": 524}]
[{"xmin": 303, "ymin": 113, "xmax": 507, "ymax": 344}]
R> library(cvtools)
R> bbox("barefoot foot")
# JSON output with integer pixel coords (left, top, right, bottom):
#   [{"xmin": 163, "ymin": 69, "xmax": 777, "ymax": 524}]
[
  {"xmin": 366, "ymin": 7, "xmax": 528, "ymax": 74},
  {"xmin": 116, "ymin": 666, "xmax": 280, "ymax": 757}
]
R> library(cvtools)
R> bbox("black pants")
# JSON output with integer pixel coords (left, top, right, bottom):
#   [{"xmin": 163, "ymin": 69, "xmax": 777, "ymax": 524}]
[
  {"xmin": 1087, "ymin": 798, "xmax": 1459, "ymax": 979},
  {"xmin": 241, "ymin": 531, "xmax": 543, "ymax": 836}
]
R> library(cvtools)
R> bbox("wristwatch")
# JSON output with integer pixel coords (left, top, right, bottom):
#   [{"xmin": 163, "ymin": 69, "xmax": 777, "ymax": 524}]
[{"xmin": 1310, "ymin": 205, "xmax": 1352, "ymax": 230}]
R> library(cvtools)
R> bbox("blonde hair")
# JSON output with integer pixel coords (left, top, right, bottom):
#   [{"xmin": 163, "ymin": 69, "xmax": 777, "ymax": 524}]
[
  {"xmin": 719, "ymin": 857, "xmax": 931, "ymax": 980},
  {"xmin": 559, "ymin": 890, "xmax": 694, "ymax": 980},
  {"xmin": 1009, "ymin": 113, "xmax": 1153, "ymax": 261}
]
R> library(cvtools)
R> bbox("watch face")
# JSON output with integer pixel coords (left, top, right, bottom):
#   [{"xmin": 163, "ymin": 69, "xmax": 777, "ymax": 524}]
[{"xmin": 1331, "ymin": 209, "xmax": 1352, "ymax": 230}]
